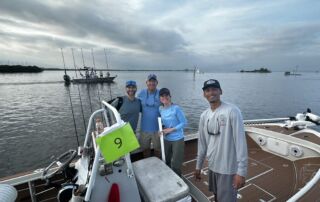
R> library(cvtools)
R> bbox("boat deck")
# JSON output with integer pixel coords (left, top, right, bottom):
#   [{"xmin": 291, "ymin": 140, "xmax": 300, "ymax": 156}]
[
  {"xmin": 3, "ymin": 125, "xmax": 320, "ymax": 202},
  {"xmin": 181, "ymin": 130, "xmax": 320, "ymax": 202}
]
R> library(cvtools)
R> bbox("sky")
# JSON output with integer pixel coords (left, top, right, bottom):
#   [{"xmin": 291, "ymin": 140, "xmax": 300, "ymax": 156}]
[{"xmin": 0, "ymin": 0, "xmax": 320, "ymax": 72}]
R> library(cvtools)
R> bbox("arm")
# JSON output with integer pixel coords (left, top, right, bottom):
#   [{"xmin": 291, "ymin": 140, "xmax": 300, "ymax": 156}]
[
  {"xmin": 173, "ymin": 106, "xmax": 187, "ymax": 131},
  {"xmin": 194, "ymin": 113, "xmax": 207, "ymax": 180},
  {"xmin": 231, "ymin": 108, "xmax": 248, "ymax": 188},
  {"xmin": 163, "ymin": 106, "xmax": 187, "ymax": 134}
]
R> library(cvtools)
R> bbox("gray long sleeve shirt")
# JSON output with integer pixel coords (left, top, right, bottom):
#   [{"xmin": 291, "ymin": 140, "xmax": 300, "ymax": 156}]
[{"xmin": 196, "ymin": 101, "xmax": 248, "ymax": 177}]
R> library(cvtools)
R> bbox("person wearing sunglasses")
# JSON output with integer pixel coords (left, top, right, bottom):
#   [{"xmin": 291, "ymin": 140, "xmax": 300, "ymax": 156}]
[
  {"xmin": 194, "ymin": 79, "xmax": 248, "ymax": 202},
  {"xmin": 137, "ymin": 74, "xmax": 161, "ymax": 157},
  {"xmin": 159, "ymin": 88, "xmax": 187, "ymax": 176}
]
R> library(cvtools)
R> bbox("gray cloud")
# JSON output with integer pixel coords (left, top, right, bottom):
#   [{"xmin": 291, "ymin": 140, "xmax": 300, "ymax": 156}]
[
  {"xmin": 0, "ymin": 0, "xmax": 319, "ymax": 71},
  {"xmin": 0, "ymin": 0, "xmax": 187, "ymax": 53}
]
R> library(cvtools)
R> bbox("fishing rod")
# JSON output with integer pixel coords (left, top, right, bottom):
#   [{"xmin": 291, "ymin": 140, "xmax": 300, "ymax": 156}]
[
  {"xmin": 87, "ymin": 84, "xmax": 93, "ymax": 113},
  {"xmin": 81, "ymin": 48, "xmax": 86, "ymax": 67},
  {"xmin": 61, "ymin": 48, "xmax": 70, "ymax": 84},
  {"xmin": 61, "ymin": 48, "xmax": 67, "ymax": 75},
  {"xmin": 66, "ymin": 86, "xmax": 80, "ymax": 146},
  {"xmin": 104, "ymin": 48, "xmax": 109, "ymax": 70},
  {"xmin": 104, "ymin": 48, "xmax": 113, "ymax": 99},
  {"xmin": 91, "ymin": 49, "xmax": 103, "ymax": 108},
  {"xmin": 71, "ymin": 48, "xmax": 78, "ymax": 78},
  {"xmin": 71, "ymin": 48, "xmax": 87, "ymax": 132},
  {"xmin": 61, "ymin": 48, "xmax": 79, "ymax": 146},
  {"xmin": 91, "ymin": 48, "xmax": 96, "ymax": 69}
]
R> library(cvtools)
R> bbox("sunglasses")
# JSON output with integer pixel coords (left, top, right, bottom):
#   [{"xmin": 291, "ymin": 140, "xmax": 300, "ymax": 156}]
[
  {"xmin": 207, "ymin": 118, "xmax": 220, "ymax": 136},
  {"xmin": 145, "ymin": 90, "xmax": 158, "ymax": 107},
  {"xmin": 146, "ymin": 103, "xmax": 155, "ymax": 107}
]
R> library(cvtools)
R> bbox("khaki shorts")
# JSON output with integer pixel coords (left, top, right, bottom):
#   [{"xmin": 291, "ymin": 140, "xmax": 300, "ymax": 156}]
[{"xmin": 139, "ymin": 132, "xmax": 161, "ymax": 151}]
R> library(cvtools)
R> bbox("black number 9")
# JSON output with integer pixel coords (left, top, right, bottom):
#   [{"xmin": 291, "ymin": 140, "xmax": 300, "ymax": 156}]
[{"xmin": 114, "ymin": 138, "xmax": 122, "ymax": 148}]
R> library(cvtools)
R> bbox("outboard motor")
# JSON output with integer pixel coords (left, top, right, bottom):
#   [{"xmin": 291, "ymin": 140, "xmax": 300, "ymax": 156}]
[
  {"xmin": 306, "ymin": 112, "xmax": 320, "ymax": 125},
  {"xmin": 285, "ymin": 111, "xmax": 318, "ymax": 129},
  {"xmin": 64, "ymin": 74, "xmax": 71, "ymax": 85}
]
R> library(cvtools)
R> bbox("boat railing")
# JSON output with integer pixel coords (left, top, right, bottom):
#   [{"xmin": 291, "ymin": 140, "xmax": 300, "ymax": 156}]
[
  {"xmin": 83, "ymin": 101, "xmax": 123, "ymax": 147},
  {"xmin": 287, "ymin": 169, "xmax": 320, "ymax": 202},
  {"xmin": 244, "ymin": 117, "xmax": 290, "ymax": 125}
]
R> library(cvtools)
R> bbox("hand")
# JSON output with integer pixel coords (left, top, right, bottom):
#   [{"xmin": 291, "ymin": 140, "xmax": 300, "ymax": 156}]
[
  {"xmin": 233, "ymin": 174, "xmax": 245, "ymax": 189},
  {"xmin": 162, "ymin": 128, "xmax": 174, "ymax": 135},
  {"xmin": 194, "ymin": 169, "xmax": 201, "ymax": 181}
]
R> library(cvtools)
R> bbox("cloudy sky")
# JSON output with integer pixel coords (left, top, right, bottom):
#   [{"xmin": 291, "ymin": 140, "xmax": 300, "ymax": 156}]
[{"xmin": 0, "ymin": 0, "xmax": 319, "ymax": 72}]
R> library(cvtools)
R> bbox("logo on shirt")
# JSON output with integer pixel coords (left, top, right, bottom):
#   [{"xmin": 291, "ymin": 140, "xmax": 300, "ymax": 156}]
[{"xmin": 218, "ymin": 114, "xmax": 227, "ymax": 126}]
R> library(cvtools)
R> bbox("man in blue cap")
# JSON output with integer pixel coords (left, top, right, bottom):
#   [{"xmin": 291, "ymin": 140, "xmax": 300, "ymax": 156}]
[
  {"xmin": 111, "ymin": 80, "xmax": 141, "ymax": 133},
  {"xmin": 137, "ymin": 74, "xmax": 161, "ymax": 157}
]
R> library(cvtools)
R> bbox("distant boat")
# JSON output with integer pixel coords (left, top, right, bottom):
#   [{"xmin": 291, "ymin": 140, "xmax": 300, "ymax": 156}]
[
  {"xmin": 240, "ymin": 67, "xmax": 271, "ymax": 73},
  {"xmin": 62, "ymin": 48, "xmax": 117, "ymax": 84},
  {"xmin": 71, "ymin": 66, "xmax": 117, "ymax": 84},
  {"xmin": 284, "ymin": 71, "xmax": 301, "ymax": 76},
  {"xmin": 285, "ymin": 65, "xmax": 302, "ymax": 76}
]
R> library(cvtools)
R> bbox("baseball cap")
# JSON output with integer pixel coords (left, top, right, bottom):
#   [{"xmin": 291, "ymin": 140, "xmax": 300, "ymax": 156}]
[
  {"xmin": 147, "ymin": 74, "xmax": 157, "ymax": 81},
  {"xmin": 125, "ymin": 80, "xmax": 137, "ymax": 87},
  {"xmin": 159, "ymin": 88, "xmax": 170, "ymax": 96},
  {"xmin": 202, "ymin": 79, "xmax": 221, "ymax": 90}
]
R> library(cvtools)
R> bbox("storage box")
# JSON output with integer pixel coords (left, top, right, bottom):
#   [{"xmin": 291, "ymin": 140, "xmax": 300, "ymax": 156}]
[{"xmin": 133, "ymin": 157, "xmax": 189, "ymax": 202}]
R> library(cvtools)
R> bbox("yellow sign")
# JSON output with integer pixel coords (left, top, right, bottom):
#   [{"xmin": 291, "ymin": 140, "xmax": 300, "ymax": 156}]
[{"xmin": 96, "ymin": 123, "xmax": 140, "ymax": 163}]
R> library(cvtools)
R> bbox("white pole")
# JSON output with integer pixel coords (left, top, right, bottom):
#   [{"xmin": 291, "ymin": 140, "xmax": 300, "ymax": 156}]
[
  {"xmin": 158, "ymin": 117, "xmax": 166, "ymax": 163},
  {"xmin": 287, "ymin": 169, "xmax": 320, "ymax": 202}
]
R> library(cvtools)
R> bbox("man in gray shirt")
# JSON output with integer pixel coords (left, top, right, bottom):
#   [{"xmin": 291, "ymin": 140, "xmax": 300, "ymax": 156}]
[
  {"xmin": 194, "ymin": 79, "xmax": 248, "ymax": 202},
  {"xmin": 111, "ymin": 80, "xmax": 141, "ymax": 132}
]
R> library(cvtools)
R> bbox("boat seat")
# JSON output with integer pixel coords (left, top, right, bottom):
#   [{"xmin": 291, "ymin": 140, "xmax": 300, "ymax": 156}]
[{"xmin": 133, "ymin": 157, "xmax": 189, "ymax": 202}]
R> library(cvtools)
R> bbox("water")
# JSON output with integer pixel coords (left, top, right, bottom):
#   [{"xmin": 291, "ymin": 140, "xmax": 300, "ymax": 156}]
[{"xmin": 1, "ymin": 71, "xmax": 320, "ymax": 178}]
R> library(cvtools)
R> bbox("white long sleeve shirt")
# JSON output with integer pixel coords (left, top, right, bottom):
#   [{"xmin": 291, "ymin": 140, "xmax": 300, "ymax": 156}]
[{"xmin": 196, "ymin": 101, "xmax": 248, "ymax": 177}]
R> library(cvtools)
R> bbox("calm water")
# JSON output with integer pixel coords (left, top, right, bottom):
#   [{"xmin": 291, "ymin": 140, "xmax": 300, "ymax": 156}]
[{"xmin": 1, "ymin": 71, "xmax": 320, "ymax": 178}]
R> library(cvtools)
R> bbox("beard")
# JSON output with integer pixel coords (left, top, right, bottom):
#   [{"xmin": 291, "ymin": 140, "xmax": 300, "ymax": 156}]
[{"xmin": 208, "ymin": 95, "xmax": 220, "ymax": 103}]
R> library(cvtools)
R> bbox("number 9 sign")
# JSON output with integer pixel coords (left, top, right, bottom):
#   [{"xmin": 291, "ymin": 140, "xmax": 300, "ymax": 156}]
[{"xmin": 96, "ymin": 123, "xmax": 140, "ymax": 163}]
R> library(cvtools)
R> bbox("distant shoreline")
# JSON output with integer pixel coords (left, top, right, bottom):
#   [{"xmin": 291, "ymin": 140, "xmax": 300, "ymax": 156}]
[
  {"xmin": 43, "ymin": 68, "xmax": 193, "ymax": 72},
  {"xmin": 0, "ymin": 65, "xmax": 43, "ymax": 73},
  {"xmin": 0, "ymin": 65, "xmax": 195, "ymax": 73}
]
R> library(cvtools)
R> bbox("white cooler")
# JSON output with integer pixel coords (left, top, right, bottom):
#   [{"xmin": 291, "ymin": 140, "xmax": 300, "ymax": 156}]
[{"xmin": 133, "ymin": 157, "xmax": 189, "ymax": 202}]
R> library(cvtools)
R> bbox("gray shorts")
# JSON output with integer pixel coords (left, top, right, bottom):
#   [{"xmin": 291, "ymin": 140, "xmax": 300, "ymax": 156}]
[
  {"xmin": 139, "ymin": 131, "xmax": 161, "ymax": 151},
  {"xmin": 208, "ymin": 170, "xmax": 237, "ymax": 202}
]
